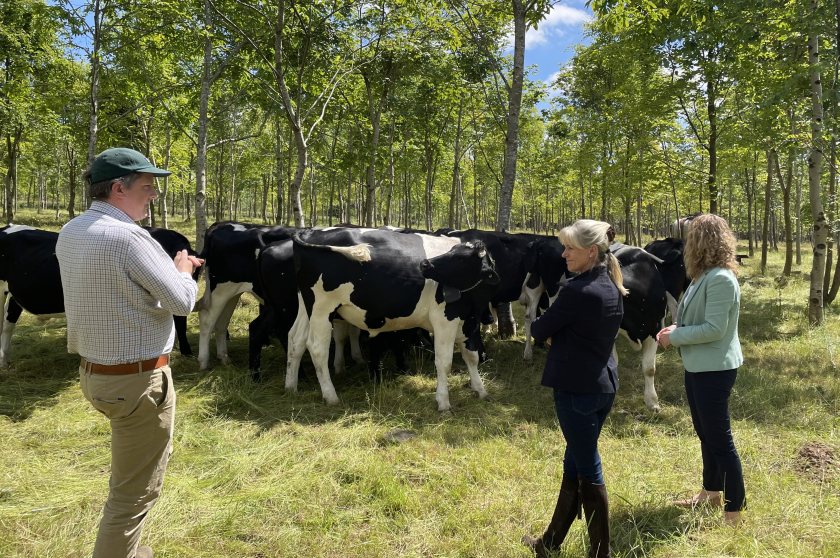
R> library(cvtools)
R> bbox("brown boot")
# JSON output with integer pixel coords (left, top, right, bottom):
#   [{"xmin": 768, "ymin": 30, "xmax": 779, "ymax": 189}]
[
  {"xmin": 580, "ymin": 479, "xmax": 611, "ymax": 558},
  {"xmin": 522, "ymin": 473, "xmax": 581, "ymax": 557}
]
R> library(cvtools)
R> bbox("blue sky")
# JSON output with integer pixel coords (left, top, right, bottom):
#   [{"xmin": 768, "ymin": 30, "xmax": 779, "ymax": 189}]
[{"xmin": 508, "ymin": 0, "xmax": 593, "ymax": 96}]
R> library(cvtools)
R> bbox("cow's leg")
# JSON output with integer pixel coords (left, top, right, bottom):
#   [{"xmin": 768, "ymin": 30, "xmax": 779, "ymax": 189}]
[
  {"xmin": 430, "ymin": 320, "xmax": 460, "ymax": 412},
  {"xmin": 349, "ymin": 325, "xmax": 364, "ymax": 364},
  {"xmin": 459, "ymin": 339, "xmax": 488, "ymax": 401},
  {"xmin": 665, "ymin": 292, "xmax": 678, "ymax": 325},
  {"xmin": 173, "ymin": 315, "xmax": 191, "ymax": 356},
  {"xmin": 0, "ymin": 298, "xmax": 22, "ymax": 368},
  {"xmin": 521, "ymin": 284, "xmax": 543, "ymax": 361},
  {"xmin": 641, "ymin": 336, "xmax": 661, "ymax": 412},
  {"xmin": 306, "ymin": 303, "xmax": 340, "ymax": 405},
  {"xmin": 331, "ymin": 320, "xmax": 349, "ymax": 375},
  {"xmin": 248, "ymin": 307, "xmax": 272, "ymax": 382},
  {"xmin": 285, "ymin": 296, "xmax": 309, "ymax": 393},
  {"xmin": 214, "ymin": 296, "xmax": 240, "ymax": 365},
  {"xmin": 197, "ymin": 282, "xmax": 248, "ymax": 369}
]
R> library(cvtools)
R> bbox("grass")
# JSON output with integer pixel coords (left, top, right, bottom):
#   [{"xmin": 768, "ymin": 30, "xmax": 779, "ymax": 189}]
[{"xmin": 0, "ymin": 211, "xmax": 838, "ymax": 557}]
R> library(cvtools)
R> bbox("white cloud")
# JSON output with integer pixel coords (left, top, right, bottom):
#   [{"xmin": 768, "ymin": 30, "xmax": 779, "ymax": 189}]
[
  {"xmin": 527, "ymin": 6, "xmax": 591, "ymax": 48},
  {"xmin": 504, "ymin": 5, "xmax": 592, "ymax": 50}
]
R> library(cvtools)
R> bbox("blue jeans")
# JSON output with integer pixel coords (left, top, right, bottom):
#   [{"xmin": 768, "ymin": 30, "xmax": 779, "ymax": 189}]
[
  {"xmin": 553, "ymin": 390, "xmax": 615, "ymax": 484},
  {"xmin": 684, "ymin": 369, "xmax": 746, "ymax": 512}
]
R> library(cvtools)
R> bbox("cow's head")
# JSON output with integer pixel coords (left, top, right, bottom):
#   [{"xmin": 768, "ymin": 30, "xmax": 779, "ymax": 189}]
[{"xmin": 419, "ymin": 241, "xmax": 500, "ymax": 302}]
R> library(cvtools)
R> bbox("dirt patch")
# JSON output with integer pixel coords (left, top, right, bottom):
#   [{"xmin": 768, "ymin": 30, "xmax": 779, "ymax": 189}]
[{"xmin": 794, "ymin": 441, "xmax": 839, "ymax": 481}]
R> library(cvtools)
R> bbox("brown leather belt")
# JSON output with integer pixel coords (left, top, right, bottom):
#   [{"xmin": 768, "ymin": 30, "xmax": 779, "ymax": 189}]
[{"xmin": 81, "ymin": 355, "xmax": 169, "ymax": 375}]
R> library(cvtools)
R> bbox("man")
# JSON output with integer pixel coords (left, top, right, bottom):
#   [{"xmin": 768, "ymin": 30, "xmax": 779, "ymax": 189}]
[{"xmin": 56, "ymin": 148, "xmax": 203, "ymax": 558}]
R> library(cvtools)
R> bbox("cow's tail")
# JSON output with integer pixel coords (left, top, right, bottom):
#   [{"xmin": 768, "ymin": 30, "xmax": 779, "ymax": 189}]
[
  {"xmin": 292, "ymin": 232, "xmax": 372, "ymax": 263},
  {"xmin": 193, "ymin": 226, "xmax": 216, "ymax": 312}
]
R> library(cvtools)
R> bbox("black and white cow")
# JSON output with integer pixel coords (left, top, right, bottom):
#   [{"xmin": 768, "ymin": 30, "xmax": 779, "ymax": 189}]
[
  {"xmin": 644, "ymin": 237, "xmax": 688, "ymax": 319},
  {"xmin": 285, "ymin": 228, "xmax": 499, "ymax": 411},
  {"xmin": 194, "ymin": 221, "xmax": 345, "ymax": 370},
  {"xmin": 441, "ymin": 230, "xmax": 569, "ymax": 360},
  {"xmin": 611, "ymin": 242, "xmax": 668, "ymax": 411},
  {"xmin": 0, "ymin": 224, "xmax": 197, "ymax": 366}
]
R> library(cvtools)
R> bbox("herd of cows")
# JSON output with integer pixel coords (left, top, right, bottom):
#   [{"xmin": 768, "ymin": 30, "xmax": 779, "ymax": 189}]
[{"xmin": 0, "ymin": 222, "xmax": 690, "ymax": 412}]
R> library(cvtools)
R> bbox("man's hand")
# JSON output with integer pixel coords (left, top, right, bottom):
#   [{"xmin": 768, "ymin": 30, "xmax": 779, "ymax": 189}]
[
  {"xmin": 656, "ymin": 324, "xmax": 676, "ymax": 348},
  {"xmin": 174, "ymin": 249, "xmax": 204, "ymax": 274}
]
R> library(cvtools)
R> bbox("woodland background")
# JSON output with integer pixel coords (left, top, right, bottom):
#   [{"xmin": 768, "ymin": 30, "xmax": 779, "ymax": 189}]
[{"xmin": 2, "ymin": 0, "xmax": 840, "ymax": 320}]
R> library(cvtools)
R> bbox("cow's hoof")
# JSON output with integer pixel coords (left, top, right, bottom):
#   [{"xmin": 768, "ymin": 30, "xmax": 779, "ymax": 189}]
[
  {"xmin": 476, "ymin": 391, "xmax": 489, "ymax": 400},
  {"xmin": 219, "ymin": 355, "xmax": 231, "ymax": 365},
  {"xmin": 324, "ymin": 396, "xmax": 340, "ymax": 406},
  {"xmin": 284, "ymin": 384, "xmax": 298, "ymax": 393},
  {"xmin": 198, "ymin": 359, "xmax": 209, "ymax": 371},
  {"xmin": 437, "ymin": 400, "xmax": 452, "ymax": 412},
  {"xmin": 523, "ymin": 351, "xmax": 533, "ymax": 361}
]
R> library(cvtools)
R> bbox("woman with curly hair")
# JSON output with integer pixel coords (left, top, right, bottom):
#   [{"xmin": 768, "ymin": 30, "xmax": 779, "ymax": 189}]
[{"xmin": 656, "ymin": 213, "xmax": 746, "ymax": 525}]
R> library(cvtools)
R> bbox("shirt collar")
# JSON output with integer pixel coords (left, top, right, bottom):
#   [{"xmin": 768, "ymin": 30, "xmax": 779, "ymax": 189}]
[{"xmin": 89, "ymin": 200, "xmax": 136, "ymax": 224}]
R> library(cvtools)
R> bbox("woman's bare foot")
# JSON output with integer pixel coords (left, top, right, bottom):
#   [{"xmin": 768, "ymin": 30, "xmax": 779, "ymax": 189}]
[
  {"xmin": 673, "ymin": 489, "xmax": 722, "ymax": 508},
  {"xmin": 724, "ymin": 511, "xmax": 743, "ymax": 526}
]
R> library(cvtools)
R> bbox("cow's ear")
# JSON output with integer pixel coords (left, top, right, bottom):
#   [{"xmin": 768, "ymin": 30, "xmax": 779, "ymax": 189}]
[{"xmin": 443, "ymin": 285, "xmax": 462, "ymax": 303}]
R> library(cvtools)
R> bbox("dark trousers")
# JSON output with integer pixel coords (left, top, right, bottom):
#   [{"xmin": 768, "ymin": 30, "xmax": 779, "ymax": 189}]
[
  {"xmin": 684, "ymin": 369, "xmax": 746, "ymax": 512},
  {"xmin": 553, "ymin": 390, "xmax": 615, "ymax": 484}
]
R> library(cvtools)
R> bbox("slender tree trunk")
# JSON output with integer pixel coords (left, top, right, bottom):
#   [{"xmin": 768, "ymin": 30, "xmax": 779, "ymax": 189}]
[
  {"xmin": 160, "ymin": 128, "xmax": 171, "ymax": 228},
  {"xmin": 761, "ymin": 149, "xmax": 773, "ymax": 274},
  {"xmin": 194, "ymin": 0, "xmax": 212, "ymax": 252},
  {"xmin": 496, "ymin": 0, "xmax": 526, "ymax": 232},
  {"xmin": 5, "ymin": 130, "xmax": 20, "ymax": 224},
  {"xmin": 86, "ymin": 0, "xmax": 103, "ymax": 181},
  {"xmin": 65, "ymin": 143, "xmax": 78, "ymax": 218},
  {"xmin": 772, "ymin": 146, "xmax": 793, "ymax": 276},
  {"xmin": 807, "ymin": 6, "xmax": 827, "ymax": 324},
  {"xmin": 449, "ymin": 102, "xmax": 464, "ymax": 229},
  {"xmin": 707, "ymin": 73, "xmax": 718, "ymax": 214}
]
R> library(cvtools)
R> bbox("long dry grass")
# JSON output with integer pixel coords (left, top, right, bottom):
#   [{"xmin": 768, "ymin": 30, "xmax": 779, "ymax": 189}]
[{"xmin": 0, "ymin": 214, "xmax": 838, "ymax": 557}]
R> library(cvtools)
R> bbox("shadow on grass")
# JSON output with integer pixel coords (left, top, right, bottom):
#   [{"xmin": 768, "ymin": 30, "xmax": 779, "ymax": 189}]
[
  {"xmin": 1, "ymin": 297, "xmax": 836, "ymax": 441},
  {"xmin": 0, "ymin": 321, "xmax": 79, "ymax": 421},
  {"xmin": 610, "ymin": 502, "xmax": 691, "ymax": 558}
]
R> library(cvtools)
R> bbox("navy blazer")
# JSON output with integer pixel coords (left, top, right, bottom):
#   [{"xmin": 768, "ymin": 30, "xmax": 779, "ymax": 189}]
[{"xmin": 531, "ymin": 265, "xmax": 624, "ymax": 393}]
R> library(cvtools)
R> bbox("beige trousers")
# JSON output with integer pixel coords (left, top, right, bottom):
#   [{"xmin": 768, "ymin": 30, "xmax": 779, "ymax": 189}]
[{"xmin": 80, "ymin": 365, "xmax": 176, "ymax": 558}]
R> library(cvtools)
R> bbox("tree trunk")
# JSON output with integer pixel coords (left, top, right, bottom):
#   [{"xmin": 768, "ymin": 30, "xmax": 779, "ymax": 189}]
[
  {"xmin": 65, "ymin": 143, "xmax": 78, "ymax": 218},
  {"xmin": 160, "ymin": 128, "xmax": 171, "ymax": 229},
  {"xmin": 86, "ymin": 0, "xmax": 103, "ymax": 182},
  {"xmin": 194, "ymin": 0, "xmax": 212, "ymax": 253},
  {"xmin": 706, "ymin": 70, "xmax": 718, "ymax": 214},
  {"xmin": 761, "ymin": 149, "xmax": 773, "ymax": 275},
  {"xmin": 5, "ymin": 129, "xmax": 21, "ymax": 224},
  {"xmin": 274, "ymin": 0, "xmax": 306, "ymax": 227},
  {"xmin": 496, "ymin": 0, "xmax": 526, "ymax": 232},
  {"xmin": 772, "ymin": 146, "xmax": 793, "ymax": 276},
  {"xmin": 449, "ymin": 102, "xmax": 464, "ymax": 229},
  {"xmin": 807, "ymin": 7, "xmax": 827, "ymax": 324}
]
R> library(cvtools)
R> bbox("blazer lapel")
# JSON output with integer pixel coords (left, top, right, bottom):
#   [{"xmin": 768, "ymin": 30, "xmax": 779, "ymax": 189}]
[{"xmin": 678, "ymin": 270, "xmax": 710, "ymax": 322}]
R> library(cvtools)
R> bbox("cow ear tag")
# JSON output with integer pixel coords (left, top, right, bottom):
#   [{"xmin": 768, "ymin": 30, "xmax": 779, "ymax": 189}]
[{"xmin": 443, "ymin": 285, "xmax": 462, "ymax": 303}]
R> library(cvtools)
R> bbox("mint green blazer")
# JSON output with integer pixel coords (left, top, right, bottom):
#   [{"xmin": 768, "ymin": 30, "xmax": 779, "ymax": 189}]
[{"xmin": 669, "ymin": 267, "xmax": 743, "ymax": 373}]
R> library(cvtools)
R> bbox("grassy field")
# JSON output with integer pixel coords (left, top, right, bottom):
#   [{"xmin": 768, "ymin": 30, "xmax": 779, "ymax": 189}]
[{"xmin": 0, "ymin": 211, "xmax": 838, "ymax": 557}]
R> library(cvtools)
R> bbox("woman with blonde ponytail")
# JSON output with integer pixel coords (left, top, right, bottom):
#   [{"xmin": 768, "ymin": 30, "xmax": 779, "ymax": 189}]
[{"xmin": 522, "ymin": 219, "xmax": 624, "ymax": 558}]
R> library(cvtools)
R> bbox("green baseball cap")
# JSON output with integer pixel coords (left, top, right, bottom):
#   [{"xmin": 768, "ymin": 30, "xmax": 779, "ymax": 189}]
[{"xmin": 87, "ymin": 147, "xmax": 171, "ymax": 183}]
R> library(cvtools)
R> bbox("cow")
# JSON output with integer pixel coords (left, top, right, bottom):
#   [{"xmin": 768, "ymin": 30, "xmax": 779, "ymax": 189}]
[
  {"xmin": 610, "ymin": 242, "xmax": 668, "ymax": 411},
  {"xmin": 670, "ymin": 212, "xmax": 702, "ymax": 239},
  {"xmin": 285, "ymin": 228, "xmax": 499, "ymax": 411},
  {"xmin": 444, "ymin": 230, "xmax": 575, "ymax": 361},
  {"xmin": 644, "ymin": 237, "xmax": 689, "ymax": 320},
  {"xmin": 0, "ymin": 224, "xmax": 198, "ymax": 366},
  {"xmin": 194, "ymin": 221, "xmax": 353, "ymax": 371}
]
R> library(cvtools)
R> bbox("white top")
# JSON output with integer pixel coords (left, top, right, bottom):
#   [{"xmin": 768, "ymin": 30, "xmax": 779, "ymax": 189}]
[{"xmin": 56, "ymin": 201, "xmax": 197, "ymax": 365}]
